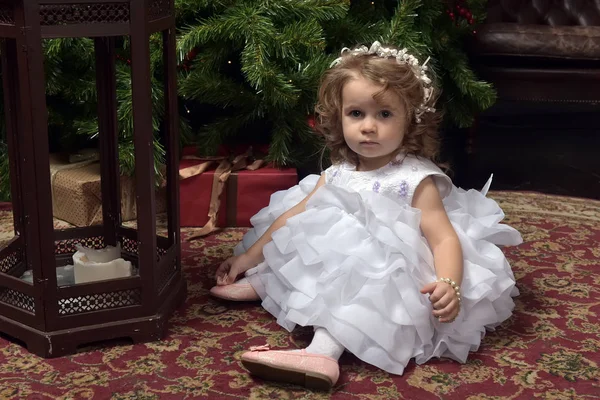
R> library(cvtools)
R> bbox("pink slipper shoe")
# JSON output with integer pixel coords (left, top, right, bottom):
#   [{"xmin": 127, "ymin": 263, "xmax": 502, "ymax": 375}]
[
  {"xmin": 209, "ymin": 283, "xmax": 260, "ymax": 301},
  {"xmin": 241, "ymin": 345, "xmax": 340, "ymax": 390}
]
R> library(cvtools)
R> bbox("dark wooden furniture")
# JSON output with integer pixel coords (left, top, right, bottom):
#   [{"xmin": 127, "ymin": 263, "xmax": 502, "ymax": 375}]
[{"xmin": 0, "ymin": 0, "xmax": 184, "ymax": 357}]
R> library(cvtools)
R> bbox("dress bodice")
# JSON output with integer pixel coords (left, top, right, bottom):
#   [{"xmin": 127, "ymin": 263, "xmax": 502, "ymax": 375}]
[{"xmin": 323, "ymin": 153, "xmax": 452, "ymax": 206}]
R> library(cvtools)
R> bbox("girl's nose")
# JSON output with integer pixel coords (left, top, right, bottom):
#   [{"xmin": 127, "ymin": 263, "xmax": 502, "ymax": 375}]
[{"xmin": 360, "ymin": 117, "xmax": 376, "ymax": 134}]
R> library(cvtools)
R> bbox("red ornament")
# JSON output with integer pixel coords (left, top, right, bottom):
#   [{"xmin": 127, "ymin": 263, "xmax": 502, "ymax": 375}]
[
  {"xmin": 449, "ymin": 12, "xmax": 454, "ymax": 18},
  {"xmin": 186, "ymin": 48, "xmax": 198, "ymax": 62},
  {"xmin": 307, "ymin": 115, "xmax": 316, "ymax": 130},
  {"xmin": 116, "ymin": 54, "xmax": 131, "ymax": 65}
]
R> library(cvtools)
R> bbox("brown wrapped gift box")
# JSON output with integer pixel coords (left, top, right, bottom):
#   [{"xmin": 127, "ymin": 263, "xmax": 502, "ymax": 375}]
[{"xmin": 50, "ymin": 154, "xmax": 165, "ymax": 227}]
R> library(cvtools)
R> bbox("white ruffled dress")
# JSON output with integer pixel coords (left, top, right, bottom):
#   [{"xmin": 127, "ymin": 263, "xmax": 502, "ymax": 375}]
[{"xmin": 235, "ymin": 154, "xmax": 522, "ymax": 375}]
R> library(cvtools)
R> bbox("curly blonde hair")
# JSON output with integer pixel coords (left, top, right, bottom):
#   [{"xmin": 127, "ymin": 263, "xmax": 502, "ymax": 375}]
[{"xmin": 315, "ymin": 46, "xmax": 443, "ymax": 167}]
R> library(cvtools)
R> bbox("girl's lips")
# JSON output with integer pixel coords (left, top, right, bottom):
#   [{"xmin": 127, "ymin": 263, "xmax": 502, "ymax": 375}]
[{"xmin": 360, "ymin": 141, "xmax": 379, "ymax": 145}]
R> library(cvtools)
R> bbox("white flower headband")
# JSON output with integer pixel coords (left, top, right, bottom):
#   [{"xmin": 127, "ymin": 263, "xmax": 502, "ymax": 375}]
[{"xmin": 330, "ymin": 41, "xmax": 436, "ymax": 123}]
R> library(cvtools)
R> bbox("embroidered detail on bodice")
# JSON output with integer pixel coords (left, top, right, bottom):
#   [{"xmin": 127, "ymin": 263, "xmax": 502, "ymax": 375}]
[{"xmin": 324, "ymin": 154, "xmax": 452, "ymax": 205}]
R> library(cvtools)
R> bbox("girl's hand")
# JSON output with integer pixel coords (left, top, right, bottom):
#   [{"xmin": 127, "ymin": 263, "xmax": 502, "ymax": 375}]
[
  {"xmin": 215, "ymin": 253, "xmax": 260, "ymax": 286},
  {"xmin": 420, "ymin": 281, "xmax": 460, "ymax": 323}
]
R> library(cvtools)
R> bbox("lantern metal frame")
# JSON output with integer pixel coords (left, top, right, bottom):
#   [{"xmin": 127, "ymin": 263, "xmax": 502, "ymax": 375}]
[{"xmin": 0, "ymin": 0, "xmax": 185, "ymax": 357}]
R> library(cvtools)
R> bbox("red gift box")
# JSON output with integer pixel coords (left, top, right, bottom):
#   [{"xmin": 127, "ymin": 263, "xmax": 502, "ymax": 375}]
[{"xmin": 179, "ymin": 149, "xmax": 298, "ymax": 234}]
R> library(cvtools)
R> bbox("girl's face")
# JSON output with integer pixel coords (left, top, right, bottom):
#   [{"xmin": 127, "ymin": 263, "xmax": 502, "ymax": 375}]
[{"xmin": 341, "ymin": 75, "xmax": 407, "ymax": 171}]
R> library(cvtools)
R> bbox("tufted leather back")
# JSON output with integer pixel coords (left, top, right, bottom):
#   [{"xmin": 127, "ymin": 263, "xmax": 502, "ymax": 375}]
[{"xmin": 486, "ymin": 0, "xmax": 600, "ymax": 26}]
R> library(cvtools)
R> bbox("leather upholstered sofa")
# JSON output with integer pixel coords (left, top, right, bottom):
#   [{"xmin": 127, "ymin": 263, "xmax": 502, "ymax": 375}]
[{"xmin": 469, "ymin": 0, "xmax": 600, "ymax": 104}]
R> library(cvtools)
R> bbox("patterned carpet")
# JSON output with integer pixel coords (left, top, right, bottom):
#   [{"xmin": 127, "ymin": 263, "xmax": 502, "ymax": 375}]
[{"xmin": 0, "ymin": 192, "xmax": 599, "ymax": 399}]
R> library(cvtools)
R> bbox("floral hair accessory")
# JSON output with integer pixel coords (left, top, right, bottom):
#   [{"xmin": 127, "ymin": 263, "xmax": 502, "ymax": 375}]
[{"xmin": 330, "ymin": 41, "xmax": 436, "ymax": 123}]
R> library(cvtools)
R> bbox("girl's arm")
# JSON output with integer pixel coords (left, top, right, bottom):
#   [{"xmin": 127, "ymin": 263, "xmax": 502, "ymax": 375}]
[
  {"xmin": 216, "ymin": 174, "xmax": 326, "ymax": 285},
  {"xmin": 245, "ymin": 174, "xmax": 327, "ymax": 263},
  {"xmin": 412, "ymin": 177, "xmax": 463, "ymax": 322}
]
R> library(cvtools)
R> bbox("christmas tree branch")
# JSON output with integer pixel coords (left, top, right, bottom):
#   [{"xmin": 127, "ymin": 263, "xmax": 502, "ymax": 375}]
[
  {"xmin": 325, "ymin": 16, "xmax": 386, "ymax": 47},
  {"xmin": 384, "ymin": 0, "xmax": 426, "ymax": 54},
  {"xmin": 177, "ymin": 4, "xmax": 268, "ymax": 58},
  {"xmin": 278, "ymin": 19, "xmax": 326, "ymax": 62},
  {"xmin": 268, "ymin": 117, "xmax": 294, "ymax": 165},
  {"xmin": 259, "ymin": 0, "xmax": 348, "ymax": 22},
  {"xmin": 185, "ymin": 46, "xmax": 231, "ymax": 72},
  {"xmin": 241, "ymin": 39, "xmax": 300, "ymax": 109},
  {"xmin": 179, "ymin": 70, "xmax": 258, "ymax": 108},
  {"xmin": 439, "ymin": 49, "xmax": 495, "ymax": 110},
  {"xmin": 194, "ymin": 112, "xmax": 260, "ymax": 155}
]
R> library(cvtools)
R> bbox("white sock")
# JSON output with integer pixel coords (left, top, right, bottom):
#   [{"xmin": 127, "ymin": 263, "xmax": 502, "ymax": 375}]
[{"xmin": 304, "ymin": 327, "xmax": 345, "ymax": 360}]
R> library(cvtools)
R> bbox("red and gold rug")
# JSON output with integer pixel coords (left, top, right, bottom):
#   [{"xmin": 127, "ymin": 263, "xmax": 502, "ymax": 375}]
[{"xmin": 0, "ymin": 192, "xmax": 599, "ymax": 399}]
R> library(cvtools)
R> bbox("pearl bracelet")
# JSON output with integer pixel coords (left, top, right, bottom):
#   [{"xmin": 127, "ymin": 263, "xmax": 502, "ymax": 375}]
[{"xmin": 437, "ymin": 278, "xmax": 461, "ymax": 302}]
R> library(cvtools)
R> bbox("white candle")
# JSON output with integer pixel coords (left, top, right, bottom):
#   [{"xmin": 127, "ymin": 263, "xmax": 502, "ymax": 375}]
[{"xmin": 73, "ymin": 243, "xmax": 132, "ymax": 284}]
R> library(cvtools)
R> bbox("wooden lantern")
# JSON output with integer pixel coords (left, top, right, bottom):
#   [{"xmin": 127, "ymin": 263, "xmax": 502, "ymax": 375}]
[{"xmin": 0, "ymin": 0, "xmax": 185, "ymax": 357}]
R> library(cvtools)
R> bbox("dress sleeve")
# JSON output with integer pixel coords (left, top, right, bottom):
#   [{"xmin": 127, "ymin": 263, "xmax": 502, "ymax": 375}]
[
  {"xmin": 402, "ymin": 157, "xmax": 453, "ymax": 202},
  {"xmin": 323, "ymin": 164, "xmax": 342, "ymax": 184}
]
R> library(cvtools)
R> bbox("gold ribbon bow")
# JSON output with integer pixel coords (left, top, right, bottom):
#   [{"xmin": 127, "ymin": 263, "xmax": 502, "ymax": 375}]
[{"xmin": 180, "ymin": 148, "xmax": 266, "ymax": 240}]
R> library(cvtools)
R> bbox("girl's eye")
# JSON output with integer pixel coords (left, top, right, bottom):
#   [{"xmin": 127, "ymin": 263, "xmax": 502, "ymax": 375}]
[
  {"xmin": 350, "ymin": 110, "xmax": 362, "ymax": 117},
  {"xmin": 381, "ymin": 111, "xmax": 392, "ymax": 118}
]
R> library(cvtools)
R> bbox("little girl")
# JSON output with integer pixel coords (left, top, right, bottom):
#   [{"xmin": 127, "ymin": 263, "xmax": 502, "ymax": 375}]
[{"xmin": 210, "ymin": 42, "xmax": 522, "ymax": 389}]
